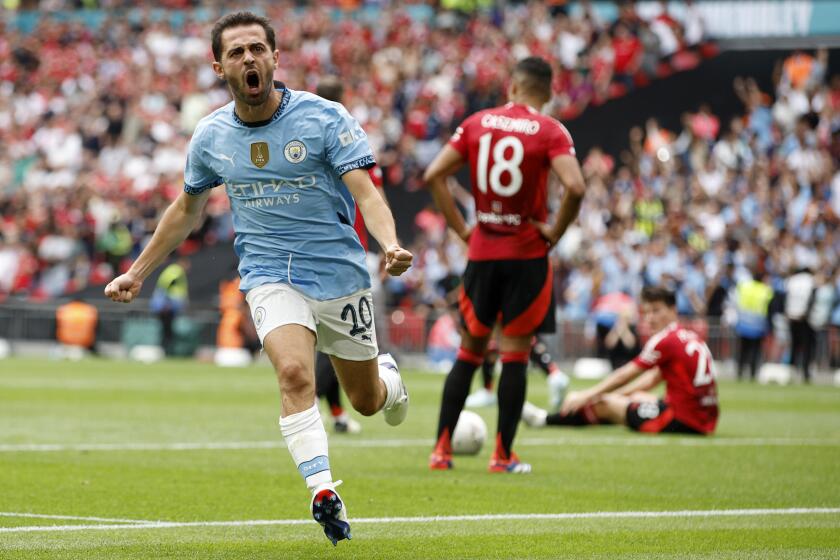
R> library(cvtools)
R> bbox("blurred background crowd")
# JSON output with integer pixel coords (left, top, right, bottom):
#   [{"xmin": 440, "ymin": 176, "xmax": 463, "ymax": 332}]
[
  {"xmin": 0, "ymin": 0, "xmax": 711, "ymax": 299},
  {"xmin": 1, "ymin": 1, "xmax": 839, "ymax": 373}
]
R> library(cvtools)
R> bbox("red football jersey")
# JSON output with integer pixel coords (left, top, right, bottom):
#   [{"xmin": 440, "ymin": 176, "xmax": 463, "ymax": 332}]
[
  {"xmin": 448, "ymin": 103, "xmax": 576, "ymax": 261},
  {"xmin": 632, "ymin": 322, "xmax": 719, "ymax": 434},
  {"xmin": 353, "ymin": 165, "xmax": 384, "ymax": 252}
]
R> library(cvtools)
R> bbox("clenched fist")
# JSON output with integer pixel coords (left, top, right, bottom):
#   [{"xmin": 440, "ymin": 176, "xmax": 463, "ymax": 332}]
[
  {"xmin": 384, "ymin": 244, "xmax": 413, "ymax": 276},
  {"xmin": 104, "ymin": 273, "xmax": 142, "ymax": 303}
]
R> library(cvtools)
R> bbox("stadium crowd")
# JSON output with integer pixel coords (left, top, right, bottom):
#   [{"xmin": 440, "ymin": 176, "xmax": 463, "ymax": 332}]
[
  {"xmin": 558, "ymin": 48, "xmax": 840, "ymax": 364},
  {"xmin": 2, "ymin": 2, "xmax": 838, "ymax": 368},
  {"xmin": 0, "ymin": 1, "xmax": 708, "ymax": 300},
  {"xmin": 397, "ymin": 46, "xmax": 840, "ymax": 372}
]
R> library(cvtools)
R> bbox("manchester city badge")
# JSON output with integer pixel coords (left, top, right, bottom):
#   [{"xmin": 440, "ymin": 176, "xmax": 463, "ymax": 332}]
[{"xmin": 283, "ymin": 140, "xmax": 307, "ymax": 164}]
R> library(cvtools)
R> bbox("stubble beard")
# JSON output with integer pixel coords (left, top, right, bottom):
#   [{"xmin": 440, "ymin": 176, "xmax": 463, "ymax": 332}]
[
  {"xmin": 234, "ymin": 80, "xmax": 272, "ymax": 107},
  {"xmin": 228, "ymin": 64, "xmax": 274, "ymax": 108}
]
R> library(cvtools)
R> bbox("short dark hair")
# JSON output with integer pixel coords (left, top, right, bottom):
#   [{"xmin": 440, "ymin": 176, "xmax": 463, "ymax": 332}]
[
  {"xmin": 512, "ymin": 56, "xmax": 553, "ymax": 100},
  {"xmin": 316, "ymin": 76, "xmax": 344, "ymax": 103},
  {"xmin": 641, "ymin": 286, "xmax": 677, "ymax": 307},
  {"xmin": 211, "ymin": 11, "xmax": 276, "ymax": 62}
]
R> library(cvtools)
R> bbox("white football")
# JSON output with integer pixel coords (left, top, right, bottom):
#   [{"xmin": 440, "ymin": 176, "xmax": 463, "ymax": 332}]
[{"xmin": 452, "ymin": 410, "xmax": 487, "ymax": 455}]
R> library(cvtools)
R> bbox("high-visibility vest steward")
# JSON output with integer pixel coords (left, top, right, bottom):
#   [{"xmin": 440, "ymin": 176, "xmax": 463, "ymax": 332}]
[
  {"xmin": 735, "ymin": 280, "xmax": 773, "ymax": 338},
  {"xmin": 56, "ymin": 301, "xmax": 98, "ymax": 348}
]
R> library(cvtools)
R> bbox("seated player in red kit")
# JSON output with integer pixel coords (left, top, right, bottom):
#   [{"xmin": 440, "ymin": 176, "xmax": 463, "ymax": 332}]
[{"xmin": 522, "ymin": 287, "xmax": 719, "ymax": 435}]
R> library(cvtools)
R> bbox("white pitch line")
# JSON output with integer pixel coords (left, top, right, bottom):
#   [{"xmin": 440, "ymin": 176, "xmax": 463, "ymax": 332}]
[
  {"xmin": 1, "ymin": 507, "xmax": 839, "ymax": 534},
  {"xmin": 2, "ymin": 436, "xmax": 840, "ymax": 453},
  {"xmin": 518, "ymin": 436, "xmax": 840, "ymax": 448},
  {"xmin": 0, "ymin": 441, "xmax": 285, "ymax": 452},
  {"xmin": 0, "ymin": 512, "xmax": 153, "ymax": 524}
]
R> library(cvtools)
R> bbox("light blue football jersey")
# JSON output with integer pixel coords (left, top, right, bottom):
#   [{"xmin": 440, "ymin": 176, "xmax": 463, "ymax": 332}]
[{"xmin": 184, "ymin": 84, "xmax": 374, "ymax": 300}]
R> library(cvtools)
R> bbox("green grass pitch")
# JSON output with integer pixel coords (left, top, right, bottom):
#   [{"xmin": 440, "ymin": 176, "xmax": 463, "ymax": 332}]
[{"xmin": 1, "ymin": 357, "xmax": 839, "ymax": 559}]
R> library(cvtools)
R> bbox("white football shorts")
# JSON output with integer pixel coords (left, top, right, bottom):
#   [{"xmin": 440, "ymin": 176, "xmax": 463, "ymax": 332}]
[{"xmin": 245, "ymin": 282, "xmax": 378, "ymax": 361}]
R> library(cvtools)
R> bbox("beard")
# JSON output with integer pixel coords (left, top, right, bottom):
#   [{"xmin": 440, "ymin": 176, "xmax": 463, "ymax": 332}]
[
  {"xmin": 235, "ymin": 83, "xmax": 272, "ymax": 106},
  {"xmin": 231, "ymin": 68, "xmax": 273, "ymax": 106}
]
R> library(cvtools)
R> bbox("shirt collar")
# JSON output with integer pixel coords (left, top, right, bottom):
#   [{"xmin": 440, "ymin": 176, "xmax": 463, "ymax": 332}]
[{"xmin": 232, "ymin": 81, "xmax": 290, "ymax": 128}]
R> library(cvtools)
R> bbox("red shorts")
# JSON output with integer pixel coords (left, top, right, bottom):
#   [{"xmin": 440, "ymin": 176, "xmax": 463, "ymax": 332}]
[
  {"xmin": 459, "ymin": 257, "xmax": 554, "ymax": 338},
  {"xmin": 625, "ymin": 400, "xmax": 704, "ymax": 435}
]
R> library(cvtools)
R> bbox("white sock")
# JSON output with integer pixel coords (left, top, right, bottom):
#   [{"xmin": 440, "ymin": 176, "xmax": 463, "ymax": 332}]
[
  {"xmin": 279, "ymin": 404, "xmax": 332, "ymax": 491},
  {"xmin": 378, "ymin": 361, "xmax": 402, "ymax": 410}
]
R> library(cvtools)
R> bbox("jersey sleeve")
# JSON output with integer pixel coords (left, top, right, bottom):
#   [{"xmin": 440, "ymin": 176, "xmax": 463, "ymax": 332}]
[
  {"xmin": 324, "ymin": 102, "xmax": 375, "ymax": 176},
  {"xmin": 447, "ymin": 114, "xmax": 475, "ymax": 158},
  {"xmin": 546, "ymin": 121, "xmax": 576, "ymax": 160},
  {"xmin": 183, "ymin": 122, "xmax": 223, "ymax": 195},
  {"xmin": 633, "ymin": 333, "xmax": 669, "ymax": 370}
]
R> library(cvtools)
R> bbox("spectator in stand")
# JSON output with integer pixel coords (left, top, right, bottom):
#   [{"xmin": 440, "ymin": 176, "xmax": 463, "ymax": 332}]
[
  {"xmin": 97, "ymin": 218, "xmax": 132, "ymax": 277},
  {"xmin": 611, "ymin": 22, "xmax": 643, "ymax": 93},
  {"xmin": 733, "ymin": 76, "xmax": 775, "ymax": 152},
  {"xmin": 682, "ymin": 0, "xmax": 706, "ymax": 47},
  {"xmin": 783, "ymin": 50, "xmax": 816, "ymax": 93},
  {"xmin": 690, "ymin": 103, "xmax": 720, "ymax": 142},
  {"xmin": 650, "ymin": 0, "xmax": 681, "ymax": 61}
]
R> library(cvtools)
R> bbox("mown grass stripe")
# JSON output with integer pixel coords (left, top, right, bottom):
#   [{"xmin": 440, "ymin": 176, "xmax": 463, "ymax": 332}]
[
  {"xmin": 2, "ymin": 507, "xmax": 838, "ymax": 533},
  {"xmin": 2, "ymin": 437, "xmax": 840, "ymax": 453}
]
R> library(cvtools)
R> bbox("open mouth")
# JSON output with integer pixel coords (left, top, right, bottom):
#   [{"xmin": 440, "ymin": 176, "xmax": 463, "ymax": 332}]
[{"xmin": 245, "ymin": 70, "xmax": 261, "ymax": 94}]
